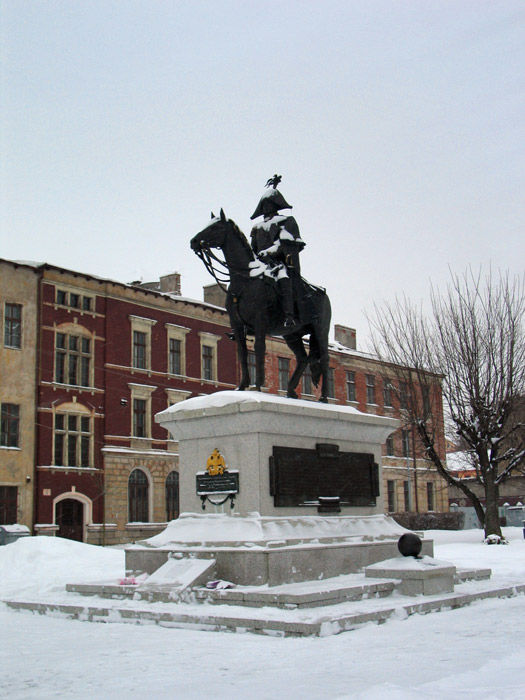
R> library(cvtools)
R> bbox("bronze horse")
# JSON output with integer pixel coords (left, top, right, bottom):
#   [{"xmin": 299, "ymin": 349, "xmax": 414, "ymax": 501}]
[{"xmin": 190, "ymin": 210, "xmax": 332, "ymax": 402}]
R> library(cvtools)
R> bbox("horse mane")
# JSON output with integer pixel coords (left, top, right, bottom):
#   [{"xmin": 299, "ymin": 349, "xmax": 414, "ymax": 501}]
[{"xmin": 229, "ymin": 219, "xmax": 254, "ymax": 259}]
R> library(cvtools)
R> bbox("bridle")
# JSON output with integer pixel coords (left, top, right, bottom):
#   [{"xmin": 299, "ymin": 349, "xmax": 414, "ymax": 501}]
[
  {"xmin": 193, "ymin": 219, "xmax": 258, "ymax": 295},
  {"xmin": 194, "ymin": 243, "xmax": 231, "ymax": 293}
]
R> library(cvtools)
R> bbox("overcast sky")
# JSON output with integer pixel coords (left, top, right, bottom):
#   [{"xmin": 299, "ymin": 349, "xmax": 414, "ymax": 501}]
[{"xmin": 2, "ymin": 1, "xmax": 524, "ymax": 347}]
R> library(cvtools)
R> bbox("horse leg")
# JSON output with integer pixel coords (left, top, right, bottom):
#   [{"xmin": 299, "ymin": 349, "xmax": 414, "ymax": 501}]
[
  {"xmin": 284, "ymin": 335, "xmax": 309, "ymax": 399},
  {"xmin": 315, "ymin": 329, "xmax": 331, "ymax": 404},
  {"xmin": 254, "ymin": 331, "xmax": 266, "ymax": 391},
  {"xmin": 234, "ymin": 325, "xmax": 250, "ymax": 391}
]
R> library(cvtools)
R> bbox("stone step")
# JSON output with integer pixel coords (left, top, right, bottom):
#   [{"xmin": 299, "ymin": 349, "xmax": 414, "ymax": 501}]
[
  {"xmin": 65, "ymin": 567, "xmax": 493, "ymax": 607},
  {"xmin": 193, "ymin": 577, "xmax": 397, "ymax": 608},
  {"xmin": 455, "ymin": 568, "xmax": 492, "ymax": 583},
  {"xmin": 65, "ymin": 583, "xmax": 137, "ymax": 599},
  {"xmin": 5, "ymin": 582, "xmax": 525, "ymax": 637}
]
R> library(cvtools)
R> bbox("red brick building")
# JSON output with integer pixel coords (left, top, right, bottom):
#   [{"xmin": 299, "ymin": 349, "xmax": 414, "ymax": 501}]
[{"xmin": 1, "ymin": 259, "xmax": 448, "ymax": 544}]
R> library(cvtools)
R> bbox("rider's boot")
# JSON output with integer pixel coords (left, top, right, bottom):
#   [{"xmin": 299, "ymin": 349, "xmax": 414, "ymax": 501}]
[{"xmin": 277, "ymin": 277, "xmax": 296, "ymax": 327}]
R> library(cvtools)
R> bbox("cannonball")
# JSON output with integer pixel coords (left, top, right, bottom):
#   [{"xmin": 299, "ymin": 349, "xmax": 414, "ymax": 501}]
[{"xmin": 398, "ymin": 533, "xmax": 422, "ymax": 558}]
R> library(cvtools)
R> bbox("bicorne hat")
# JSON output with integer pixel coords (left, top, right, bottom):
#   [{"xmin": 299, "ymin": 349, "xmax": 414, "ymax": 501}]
[{"xmin": 250, "ymin": 188, "xmax": 293, "ymax": 220}]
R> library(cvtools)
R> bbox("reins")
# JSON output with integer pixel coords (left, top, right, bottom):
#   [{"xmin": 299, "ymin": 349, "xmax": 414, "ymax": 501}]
[
  {"xmin": 194, "ymin": 220, "xmax": 258, "ymax": 296},
  {"xmin": 195, "ymin": 246, "xmax": 231, "ymax": 293}
]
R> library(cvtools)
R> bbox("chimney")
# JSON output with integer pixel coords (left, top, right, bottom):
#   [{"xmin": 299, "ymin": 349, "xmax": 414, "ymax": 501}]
[
  {"xmin": 334, "ymin": 324, "xmax": 356, "ymax": 350},
  {"xmin": 159, "ymin": 273, "xmax": 181, "ymax": 295},
  {"xmin": 203, "ymin": 283, "xmax": 227, "ymax": 308}
]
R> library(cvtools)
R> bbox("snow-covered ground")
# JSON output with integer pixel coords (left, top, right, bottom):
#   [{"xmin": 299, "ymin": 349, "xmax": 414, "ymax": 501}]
[{"xmin": 1, "ymin": 528, "xmax": 524, "ymax": 700}]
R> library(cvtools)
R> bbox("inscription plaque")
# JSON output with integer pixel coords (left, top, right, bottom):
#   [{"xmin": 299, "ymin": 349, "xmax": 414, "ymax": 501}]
[
  {"xmin": 196, "ymin": 471, "xmax": 239, "ymax": 496},
  {"xmin": 269, "ymin": 444, "xmax": 379, "ymax": 508}
]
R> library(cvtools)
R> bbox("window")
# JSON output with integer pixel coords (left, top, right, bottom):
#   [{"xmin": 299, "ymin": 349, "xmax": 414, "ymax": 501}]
[
  {"xmin": 366, "ymin": 374, "xmax": 376, "ymax": 404},
  {"xmin": 55, "ymin": 332, "xmax": 91, "ymax": 386},
  {"xmin": 165, "ymin": 389, "xmax": 191, "ymax": 406},
  {"xmin": 130, "ymin": 316, "xmax": 157, "ymax": 372},
  {"xmin": 0, "ymin": 486, "xmax": 18, "ymax": 524},
  {"xmin": 202, "ymin": 345, "xmax": 214, "ymax": 380},
  {"xmin": 427, "ymin": 482, "xmax": 435, "ymax": 511},
  {"xmin": 169, "ymin": 338, "xmax": 181, "ymax": 375},
  {"xmin": 346, "ymin": 371, "xmax": 356, "ymax": 402},
  {"xmin": 166, "ymin": 471, "xmax": 179, "ymax": 521},
  {"xmin": 383, "ymin": 380, "xmax": 393, "ymax": 407},
  {"xmin": 404, "ymin": 480, "xmax": 411, "ymax": 511},
  {"xmin": 56, "ymin": 289, "xmax": 93, "ymax": 311},
  {"xmin": 422, "ymin": 386, "xmax": 431, "ymax": 414},
  {"xmin": 327, "ymin": 367, "xmax": 335, "ymax": 398},
  {"xmin": 402, "ymin": 429, "xmax": 410, "ymax": 458},
  {"xmin": 248, "ymin": 351, "xmax": 257, "ymax": 386},
  {"xmin": 278, "ymin": 357, "xmax": 290, "ymax": 391},
  {"xmin": 54, "ymin": 412, "xmax": 91, "ymax": 467},
  {"xmin": 133, "ymin": 399, "xmax": 147, "ymax": 438},
  {"xmin": 133, "ymin": 331, "xmax": 147, "ymax": 369},
  {"xmin": 385, "ymin": 434, "xmax": 395, "ymax": 456},
  {"xmin": 198, "ymin": 331, "xmax": 220, "ymax": 382},
  {"xmin": 387, "ymin": 480, "xmax": 396, "ymax": 512},
  {"xmin": 128, "ymin": 469, "xmax": 149, "ymax": 522},
  {"xmin": 302, "ymin": 365, "xmax": 313, "ymax": 395},
  {"xmin": 129, "ymin": 383, "xmax": 155, "ymax": 438},
  {"xmin": 4, "ymin": 303, "xmax": 22, "ymax": 348},
  {"xmin": 399, "ymin": 381, "xmax": 408, "ymax": 409},
  {"xmin": 166, "ymin": 324, "xmax": 189, "ymax": 377},
  {"xmin": 1, "ymin": 404, "xmax": 20, "ymax": 448}
]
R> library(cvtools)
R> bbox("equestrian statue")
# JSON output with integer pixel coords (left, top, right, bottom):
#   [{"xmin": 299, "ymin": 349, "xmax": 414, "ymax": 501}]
[{"xmin": 190, "ymin": 176, "xmax": 332, "ymax": 402}]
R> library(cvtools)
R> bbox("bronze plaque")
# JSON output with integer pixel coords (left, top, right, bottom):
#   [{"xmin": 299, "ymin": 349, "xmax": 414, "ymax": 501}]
[{"xmin": 269, "ymin": 444, "xmax": 379, "ymax": 508}]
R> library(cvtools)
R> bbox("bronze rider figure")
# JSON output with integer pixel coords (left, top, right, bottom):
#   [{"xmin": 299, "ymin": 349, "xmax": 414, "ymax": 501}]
[{"xmin": 250, "ymin": 175, "xmax": 305, "ymax": 327}]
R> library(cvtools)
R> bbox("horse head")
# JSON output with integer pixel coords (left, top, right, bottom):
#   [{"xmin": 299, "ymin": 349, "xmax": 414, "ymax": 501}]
[{"xmin": 190, "ymin": 209, "xmax": 228, "ymax": 253}]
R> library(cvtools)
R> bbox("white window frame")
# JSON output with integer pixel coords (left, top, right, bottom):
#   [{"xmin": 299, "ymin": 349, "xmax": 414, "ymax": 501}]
[
  {"xmin": 165, "ymin": 323, "xmax": 190, "ymax": 376},
  {"xmin": 198, "ymin": 331, "xmax": 221, "ymax": 383},
  {"xmin": 129, "ymin": 383, "xmax": 155, "ymax": 439},
  {"xmin": 129, "ymin": 315, "xmax": 157, "ymax": 372}
]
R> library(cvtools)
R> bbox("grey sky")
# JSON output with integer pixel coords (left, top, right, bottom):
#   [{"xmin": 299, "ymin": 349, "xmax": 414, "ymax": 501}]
[{"xmin": 2, "ymin": 0, "xmax": 524, "ymax": 347}]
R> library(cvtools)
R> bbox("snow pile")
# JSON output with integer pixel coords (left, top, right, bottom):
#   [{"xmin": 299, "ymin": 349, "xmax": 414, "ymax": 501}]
[
  {"xmin": 142, "ymin": 512, "xmax": 408, "ymax": 547},
  {"xmin": 0, "ymin": 536, "xmax": 124, "ymax": 599}
]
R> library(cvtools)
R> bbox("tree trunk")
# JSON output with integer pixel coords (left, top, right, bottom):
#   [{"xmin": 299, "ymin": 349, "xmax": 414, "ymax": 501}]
[{"xmin": 483, "ymin": 479, "xmax": 502, "ymax": 538}]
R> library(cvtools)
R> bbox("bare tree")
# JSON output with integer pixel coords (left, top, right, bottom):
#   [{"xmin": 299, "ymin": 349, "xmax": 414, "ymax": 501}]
[{"xmin": 369, "ymin": 269, "xmax": 525, "ymax": 538}]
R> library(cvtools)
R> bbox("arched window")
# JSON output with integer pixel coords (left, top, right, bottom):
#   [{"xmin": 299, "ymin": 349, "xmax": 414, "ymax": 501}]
[
  {"xmin": 165, "ymin": 471, "xmax": 179, "ymax": 521},
  {"xmin": 128, "ymin": 469, "xmax": 149, "ymax": 522}
]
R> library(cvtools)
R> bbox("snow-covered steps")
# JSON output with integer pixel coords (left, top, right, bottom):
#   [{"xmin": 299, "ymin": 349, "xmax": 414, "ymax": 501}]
[
  {"xmin": 5, "ymin": 581, "xmax": 525, "ymax": 637},
  {"xmin": 194, "ymin": 576, "xmax": 397, "ymax": 609}
]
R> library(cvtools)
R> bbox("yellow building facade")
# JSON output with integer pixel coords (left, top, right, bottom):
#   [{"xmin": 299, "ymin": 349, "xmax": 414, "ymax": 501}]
[{"xmin": 0, "ymin": 260, "xmax": 40, "ymax": 528}]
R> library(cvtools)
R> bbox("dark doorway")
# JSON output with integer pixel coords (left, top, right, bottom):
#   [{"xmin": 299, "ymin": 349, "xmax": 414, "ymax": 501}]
[{"xmin": 56, "ymin": 499, "xmax": 84, "ymax": 541}]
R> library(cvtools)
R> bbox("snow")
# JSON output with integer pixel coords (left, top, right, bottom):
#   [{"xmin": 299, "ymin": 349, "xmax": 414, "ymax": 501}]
[
  {"xmin": 1, "ymin": 528, "xmax": 525, "ymax": 699},
  {"xmin": 142, "ymin": 512, "xmax": 408, "ymax": 548},
  {"xmin": 365, "ymin": 555, "xmax": 453, "ymax": 571},
  {"xmin": 0, "ymin": 524, "xmax": 30, "ymax": 534},
  {"xmin": 159, "ymin": 389, "xmax": 363, "ymax": 417}
]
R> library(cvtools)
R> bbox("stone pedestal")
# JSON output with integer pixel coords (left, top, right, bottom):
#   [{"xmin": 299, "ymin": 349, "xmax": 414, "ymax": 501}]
[
  {"xmin": 365, "ymin": 556, "xmax": 456, "ymax": 596},
  {"xmin": 155, "ymin": 391, "xmax": 398, "ymax": 517}
]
